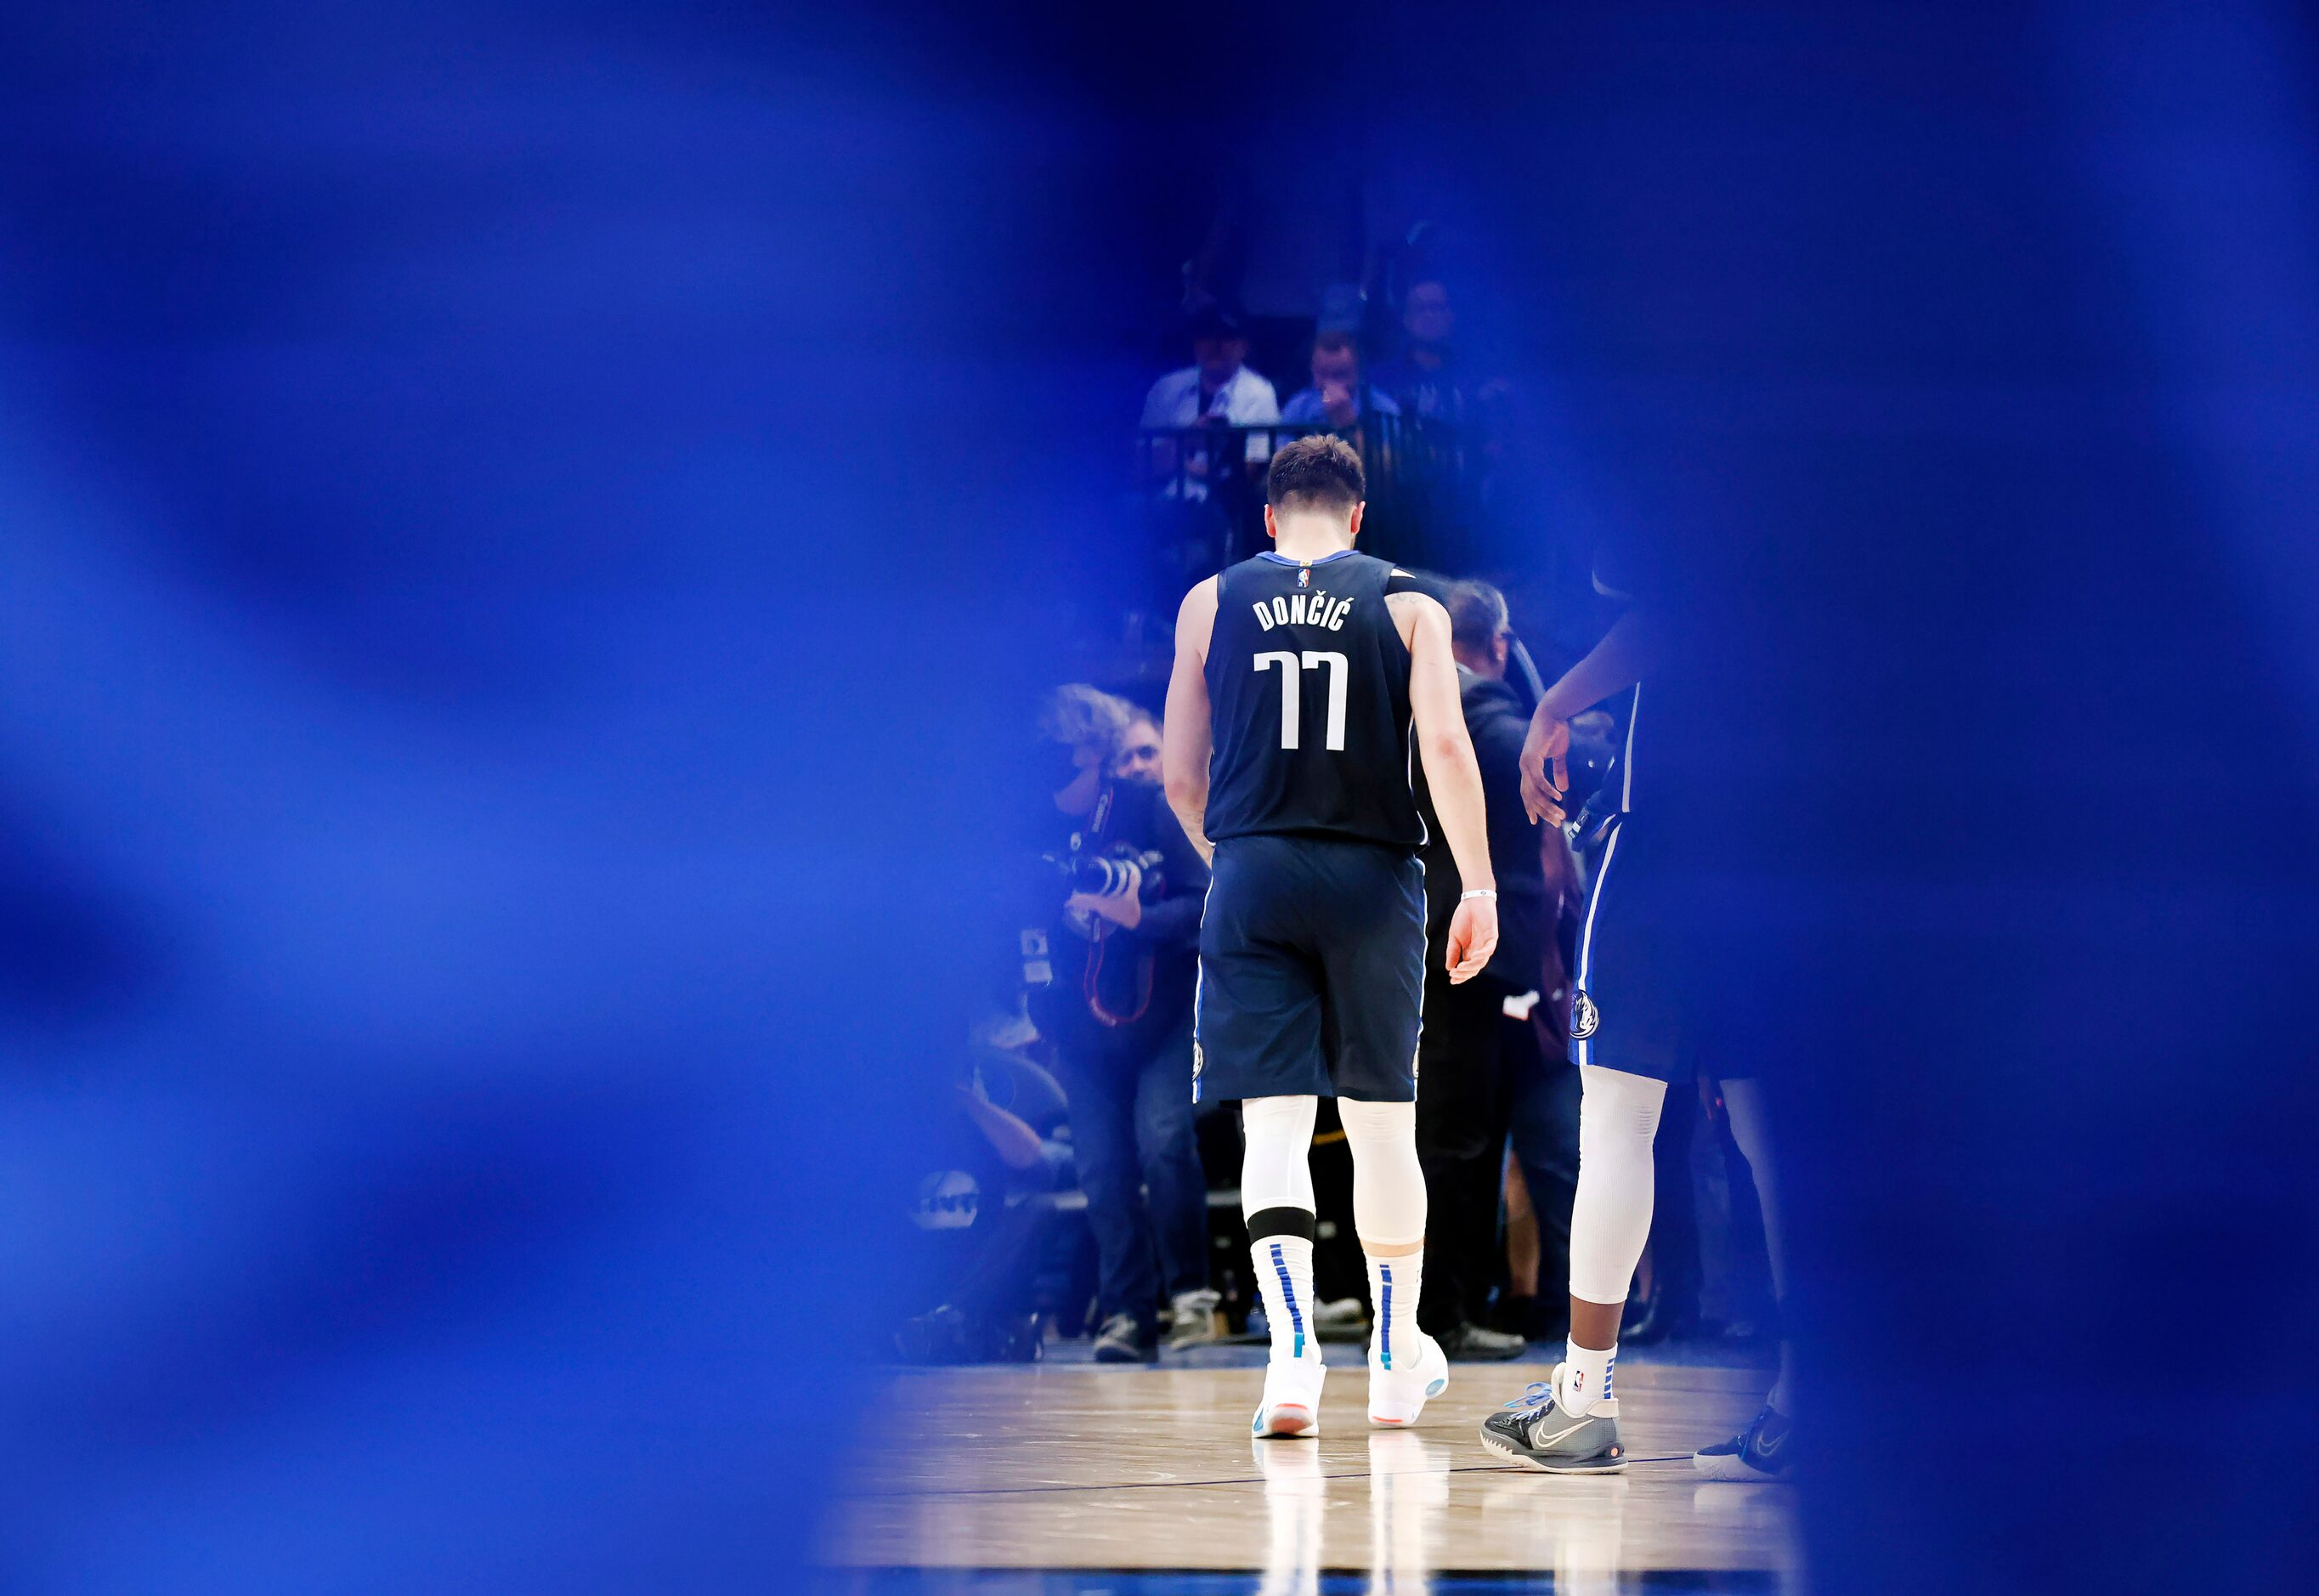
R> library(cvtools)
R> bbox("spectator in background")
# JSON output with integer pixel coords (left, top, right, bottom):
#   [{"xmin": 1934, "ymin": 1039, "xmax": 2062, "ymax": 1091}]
[
  {"xmin": 1371, "ymin": 277, "xmax": 1502, "ymax": 428},
  {"xmin": 1409, "ymin": 580, "xmax": 1547, "ymax": 1359},
  {"xmin": 1024, "ymin": 686, "xmax": 1217, "ymax": 1360},
  {"xmin": 1372, "ymin": 278, "xmax": 1516, "ymax": 564},
  {"xmin": 1280, "ymin": 330, "xmax": 1402, "ymax": 432},
  {"xmin": 1113, "ymin": 710, "xmax": 1164, "ymax": 786},
  {"xmin": 1141, "ymin": 304, "xmax": 1280, "ymax": 501},
  {"xmin": 894, "ymin": 1044, "xmax": 1075, "ymax": 1364}
]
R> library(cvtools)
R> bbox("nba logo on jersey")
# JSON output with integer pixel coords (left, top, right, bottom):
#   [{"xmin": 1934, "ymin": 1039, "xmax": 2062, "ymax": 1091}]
[{"xmin": 1297, "ymin": 565, "xmax": 1310, "ymax": 587}]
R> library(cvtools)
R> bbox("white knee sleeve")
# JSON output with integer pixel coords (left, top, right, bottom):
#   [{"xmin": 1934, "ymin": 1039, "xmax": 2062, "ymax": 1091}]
[
  {"xmin": 1241, "ymin": 1095, "xmax": 1320, "ymax": 1215},
  {"xmin": 1336, "ymin": 1098, "xmax": 1426, "ymax": 1249},
  {"xmin": 1568, "ymin": 1065, "xmax": 1666, "ymax": 1306}
]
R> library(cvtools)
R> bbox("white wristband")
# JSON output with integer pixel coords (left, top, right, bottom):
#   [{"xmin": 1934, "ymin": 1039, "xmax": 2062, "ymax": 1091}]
[{"xmin": 1460, "ymin": 888, "xmax": 1498, "ymax": 902}]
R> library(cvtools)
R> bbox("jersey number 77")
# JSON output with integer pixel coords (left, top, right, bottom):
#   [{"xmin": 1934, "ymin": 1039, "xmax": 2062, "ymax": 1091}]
[{"xmin": 1254, "ymin": 650, "xmax": 1349, "ymax": 750}]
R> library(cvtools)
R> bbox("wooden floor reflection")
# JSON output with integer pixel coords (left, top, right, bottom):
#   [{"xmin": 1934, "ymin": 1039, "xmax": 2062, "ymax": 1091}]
[{"xmin": 826, "ymin": 1361, "xmax": 1797, "ymax": 1588}]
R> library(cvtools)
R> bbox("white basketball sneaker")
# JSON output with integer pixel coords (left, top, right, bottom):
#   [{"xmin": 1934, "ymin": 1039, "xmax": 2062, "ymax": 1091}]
[
  {"xmin": 1367, "ymin": 1330, "xmax": 1450, "ymax": 1427},
  {"xmin": 1252, "ymin": 1356, "xmax": 1328, "ymax": 1439}
]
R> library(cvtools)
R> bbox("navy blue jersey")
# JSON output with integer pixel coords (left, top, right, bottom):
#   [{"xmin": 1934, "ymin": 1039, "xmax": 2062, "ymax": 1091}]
[{"xmin": 1202, "ymin": 550, "xmax": 1425, "ymax": 852}]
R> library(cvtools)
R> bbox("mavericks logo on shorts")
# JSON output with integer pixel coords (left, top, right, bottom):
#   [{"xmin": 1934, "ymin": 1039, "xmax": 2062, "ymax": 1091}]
[{"xmin": 1568, "ymin": 988, "xmax": 1600, "ymax": 1041}]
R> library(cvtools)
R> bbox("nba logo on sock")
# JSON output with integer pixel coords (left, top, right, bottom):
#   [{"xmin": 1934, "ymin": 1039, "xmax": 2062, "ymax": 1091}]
[{"xmin": 1571, "ymin": 1369, "xmax": 1586, "ymax": 1394}]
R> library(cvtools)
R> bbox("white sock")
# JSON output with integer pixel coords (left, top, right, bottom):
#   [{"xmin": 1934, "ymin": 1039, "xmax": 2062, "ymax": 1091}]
[
  {"xmin": 1564, "ymin": 1337, "xmax": 1615, "ymax": 1414},
  {"xmin": 1250, "ymin": 1235, "xmax": 1321, "ymax": 1364},
  {"xmin": 1366, "ymin": 1249, "xmax": 1424, "ymax": 1370}
]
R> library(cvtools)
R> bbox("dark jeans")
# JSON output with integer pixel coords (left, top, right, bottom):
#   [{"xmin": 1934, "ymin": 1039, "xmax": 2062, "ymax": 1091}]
[
  {"xmin": 1507, "ymin": 1021, "xmax": 1581, "ymax": 1310},
  {"xmin": 1414, "ymin": 965, "xmax": 1517, "ymax": 1333},
  {"xmin": 1050, "ymin": 1008, "xmax": 1209, "ymax": 1331}
]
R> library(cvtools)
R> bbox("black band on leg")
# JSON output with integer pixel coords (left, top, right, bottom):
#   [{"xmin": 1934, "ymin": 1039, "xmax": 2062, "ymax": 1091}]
[{"xmin": 1246, "ymin": 1205, "xmax": 1317, "ymax": 1244}]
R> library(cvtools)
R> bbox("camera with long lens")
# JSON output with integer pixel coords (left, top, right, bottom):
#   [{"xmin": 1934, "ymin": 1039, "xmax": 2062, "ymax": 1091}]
[
  {"xmin": 1040, "ymin": 840, "xmax": 1168, "ymax": 905},
  {"xmin": 1016, "ymin": 838, "xmax": 1168, "ymax": 993}
]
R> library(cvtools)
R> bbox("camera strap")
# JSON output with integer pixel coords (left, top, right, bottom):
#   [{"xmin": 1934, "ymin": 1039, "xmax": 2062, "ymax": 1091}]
[{"xmin": 1083, "ymin": 927, "xmax": 1156, "ymax": 1029}]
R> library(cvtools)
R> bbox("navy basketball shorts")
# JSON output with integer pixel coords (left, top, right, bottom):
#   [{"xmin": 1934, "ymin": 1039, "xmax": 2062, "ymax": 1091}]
[
  {"xmin": 1568, "ymin": 817, "xmax": 1692, "ymax": 1085},
  {"xmin": 1194, "ymin": 834, "xmax": 1426, "ymax": 1104}
]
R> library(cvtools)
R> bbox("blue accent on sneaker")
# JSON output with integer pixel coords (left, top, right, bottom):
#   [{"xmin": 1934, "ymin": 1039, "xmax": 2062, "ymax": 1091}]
[
  {"xmin": 1269, "ymin": 1242, "xmax": 1305, "ymax": 1360},
  {"xmin": 1502, "ymin": 1381, "xmax": 1556, "ymax": 1414},
  {"xmin": 1378, "ymin": 1263, "xmax": 1393, "ymax": 1370}
]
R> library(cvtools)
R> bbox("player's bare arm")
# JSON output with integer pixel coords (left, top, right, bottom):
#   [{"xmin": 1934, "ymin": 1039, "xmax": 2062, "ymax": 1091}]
[
  {"xmin": 1161, "ymin": 574, "xmax": 1219, "ymax": 864},
  {"xmin": 1390, "ymin": 590, "xmax": 1500, "ymax": 984},
  {"xmin": 1519, "ymin": 608, "xmax": 1659, "ymax": 826}
]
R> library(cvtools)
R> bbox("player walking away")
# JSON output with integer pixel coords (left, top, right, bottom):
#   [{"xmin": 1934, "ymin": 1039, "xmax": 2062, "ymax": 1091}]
[
  {"xmin": 1476, "ymin": 557, "xmax": 1798, "ymax": 1478},
  {"xmin": 1161, "ymin": 435, "xmax": 1501, "ymax": 1439}
]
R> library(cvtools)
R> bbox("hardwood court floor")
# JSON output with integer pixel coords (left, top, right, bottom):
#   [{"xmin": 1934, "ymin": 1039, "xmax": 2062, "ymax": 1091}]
[{"xmin": 824, "ymin": 1359, "xmax": 1798, "ymax": 1591}]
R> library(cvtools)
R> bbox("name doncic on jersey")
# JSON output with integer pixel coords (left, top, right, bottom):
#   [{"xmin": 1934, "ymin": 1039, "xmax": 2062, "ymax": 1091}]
[{"xmin": 1248, "ymin": 586, "xmax": 1356, "ymax": 633}]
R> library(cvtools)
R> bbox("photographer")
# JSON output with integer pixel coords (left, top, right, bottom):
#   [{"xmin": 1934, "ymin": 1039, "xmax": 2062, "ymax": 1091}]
[{"xmin": 1021, "ymin": 686, "xmax": 1214, "ymax": 1361}]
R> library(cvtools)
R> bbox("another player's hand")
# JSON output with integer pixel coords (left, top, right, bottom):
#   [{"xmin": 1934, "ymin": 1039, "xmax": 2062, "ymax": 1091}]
[
  {"xmin": 1445, "ymin": 896, "xmax": 1499, "ymax": 985},
  {"xmin": 1519, "ymin": 707, "xmax": 1571, "ymax": 827}
]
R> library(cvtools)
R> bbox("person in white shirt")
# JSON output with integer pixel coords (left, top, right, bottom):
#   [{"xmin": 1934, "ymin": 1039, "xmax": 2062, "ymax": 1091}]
[{"xmin": 1140, "ymin": 304, "xmax": 1281, "ymax": 500}]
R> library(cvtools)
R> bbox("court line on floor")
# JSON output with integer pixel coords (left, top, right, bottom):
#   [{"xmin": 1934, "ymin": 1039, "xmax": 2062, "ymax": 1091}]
[{"xmin": 843, "ymin": 1457, "xmax": 1696, "ymax": 1499}]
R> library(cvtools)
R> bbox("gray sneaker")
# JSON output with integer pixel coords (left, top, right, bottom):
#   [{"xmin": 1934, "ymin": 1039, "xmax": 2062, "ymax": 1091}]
[
  {"xmin": 1091, "ymin": 1312, "xmax": 1157, "ymax": 1364},
  {"xmin": 1478, "ymin": 1364, "xmax": 1626, "ymax": 1474},
  {"xmin": 1439, "ymin": 1321, "xmax": 1530, "ymax": 1361},
  {"xmin": 1167, "ymin": 1288, "xmax": 1223, "ymax": 1350}
]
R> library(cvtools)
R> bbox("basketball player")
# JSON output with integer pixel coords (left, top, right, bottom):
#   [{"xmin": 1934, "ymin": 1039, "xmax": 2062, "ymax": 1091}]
[
  {"xmin": 1160, "ymin": 434, "xmax": 1501, "ymax": 1438},
  {"xmin": 1473, "ymin": 584, "xmax": 1658, "ymax": 1473},
  {"xmin": 1474, "ymin": 574, "xmax": 1800, "ymax": 1477}
]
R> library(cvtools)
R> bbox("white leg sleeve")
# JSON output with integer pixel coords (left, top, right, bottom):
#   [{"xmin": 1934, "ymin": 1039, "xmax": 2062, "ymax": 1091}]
[
  {"xmin": 1568, "ymin": 1065, "xmax": 1666, "ymax": 1306},
  {"xmin": 1240, "ymin": 1095, "xmax": 1320, "ymax": 1215},
  {"xmin": 1721, "ymin": 1077, "xmax": 1787, "ymax": 1300},
  {"xmin": 1336, "ymin": 1098, "xmax": 1426, "ymax": 1249}
]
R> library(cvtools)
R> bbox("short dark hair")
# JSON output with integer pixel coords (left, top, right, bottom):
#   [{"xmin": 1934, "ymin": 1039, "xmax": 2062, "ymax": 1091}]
[
  {"xmin": 1267, "ymin": 434, "xmax": 1366, "ymax": 514},
  {"xmin": 1444, "ymin": 580, "xmax": 1510, "ymax": 654},
  {"xmin": 1312, "ymin": 329, "xmax": 1360, "ymax": 361}
]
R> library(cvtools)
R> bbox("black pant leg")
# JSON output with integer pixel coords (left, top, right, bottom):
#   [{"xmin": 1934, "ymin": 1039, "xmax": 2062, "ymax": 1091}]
[
  {"xmin": 1131, "ymin": 1010, "xmax": 1211, "ymax": 1299},
  {"xmin": 1508, "ymin": 1024, "xmax": 1581, "ymax": 1305},
  {"xmin": 1413, "ymin": 965, "xmax": 1507, "ymax": 1333},
  {"xmin": 1649, "ymin": 1076, "xmax": 1702, "ymax": 1313},
  {"xmin": 1051, "ymin": 1044, "xmax": 1162, "ymax": 1330}
]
